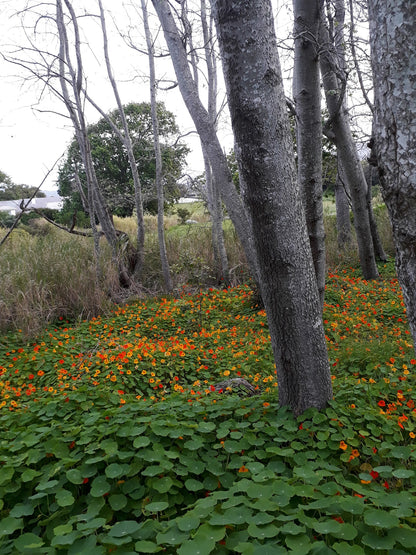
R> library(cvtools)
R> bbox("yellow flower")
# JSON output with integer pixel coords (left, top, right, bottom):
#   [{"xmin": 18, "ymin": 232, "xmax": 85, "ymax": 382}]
[{"xmin": 223, "ymin": 370, "xmax": 230, "ymax": 377}]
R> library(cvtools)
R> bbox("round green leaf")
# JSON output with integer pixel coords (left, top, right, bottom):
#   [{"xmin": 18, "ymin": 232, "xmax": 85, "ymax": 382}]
[
  {"xmin": 333, "ymin": 542, "xmax": 365, "ymax": 555},
  {"xmin": 105, "ymin": 463, "xmax": 124, "ymax": 479},
  {"xmin": 66, "ymin": 469, "xmax": 84, "ymax": 484},
  {"xmin": 177, "ymin": 515, "xmax": 200, "ymax": 532},
  {"xmin": 56, "ymin": 489, "xmax": 75, "ymax": 507},
  {"xmin": 109, "ymin": 494, "xmax": 128, "ymax": 510},
  {"xmin": 364, "ymin": 509, "xmax": 399, "ymax": 529},
  {"xmin": 313, "ymin": 520, "xmax": 343, "ymax": 535},
  {"xmin": 153, "ymin": 476, "xmax": 174, "ymax": 493},
  {"xmin": 134, "ymin": 540, "xmax": 162, "ymax": 553},
  {"xmin": 247, "ymin": 523, "xmax": 279, "ymax": 539},
  {"xmin": 177, "ymin": 537, "xmax": 215, "ymax": 555},
  {"xmin": 392, "ymin": 468, "xmax": 415, "ymax": 479},
  {"xmin": 109, "ymin": 520, "xmax": 141, "ymax": 537},
  {"xmin": 134, "ymin": 436, "xmax": 151, "ymax": 448},
  {"xmin": 156, "ymin": 525, "xmax": 189, "ymax": 546},
  {"xmin": 362, "ymin": 532, "xmax": 395, "ymax": 550},
  {"xmin": 13, "ymin": 533, "xmax": 44, "ymax": 552},
  {"xmin": 185, "ymin": 478, "xmax": 204, "ymax": 491},
  {"xmin": 389, "ymin": 526, "xmax": 416, "ymax": 548},
  {"xmin": 90, "ymin": 476, "xmax": 111, "ymax": 497},
  {"xmin": 0, "ymin": 517, "xmax": 23, "ymax": 536},
  {"xmin": 21, "ymin": 468, "xmax": 42, "ymax": 482},
  {"xmin": 285, "ymin": 534, "xmax": 311, "ymax": 553},
  {"xmin": 145, "ymin": 501, "xmax": 169, "ymax": 512},
  {"xmin": 54, "ymin": 524, "xmax": 73, "ymax": 536}
]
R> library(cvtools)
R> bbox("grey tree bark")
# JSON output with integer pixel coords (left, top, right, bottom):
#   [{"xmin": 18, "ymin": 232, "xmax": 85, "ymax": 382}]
[
  {"xmin": 319, "ymin": 11, "xmax": 379, "ymax": 280},
  {"xmin": 212, "ymin": 0, "xmax": 332, "ymax": 415},
  {"xmin": 97, "ymin": 0, "xmax": 145, "ymax": 280},
  {"xmin": 151, "ymin": 0, "xmax": 260, "ymax": 286},
  {"xmin": 334, "ymin": 164, "xmax": 352, "ymax": 248},
  {"xmin": 368, "ymin": 0, "xmax": 416, "ymax": 346},
  {"xmin": 292, "ymin": 0, "xmax": 326, "ymax": 309},
  {"xmin": 141, "ymin": 0, "xmax": 173, "ymax": 292},
  {"xmin": 200, "ymin": 0, "xmax": 230, "ymax": 284},
  {"xmin": 57, "ymin": 0, "xmax": 131, "ymax": 288}
]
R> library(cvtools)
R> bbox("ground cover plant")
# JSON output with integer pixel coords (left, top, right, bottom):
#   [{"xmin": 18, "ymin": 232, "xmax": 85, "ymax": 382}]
[{"xmin": 1, "ymin": 266, "xmax": 416, "ymax": 553}]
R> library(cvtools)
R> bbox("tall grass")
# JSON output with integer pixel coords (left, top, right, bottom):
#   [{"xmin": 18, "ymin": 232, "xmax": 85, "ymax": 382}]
[{"xmin": 0, "ymin": 205, "xmax": 394, "ymax": 337}]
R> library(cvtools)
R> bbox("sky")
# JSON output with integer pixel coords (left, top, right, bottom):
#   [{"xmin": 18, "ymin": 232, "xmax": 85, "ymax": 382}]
[{"xmin": 0, "ymin": 1, "xmax": 293, "ymax": 193}]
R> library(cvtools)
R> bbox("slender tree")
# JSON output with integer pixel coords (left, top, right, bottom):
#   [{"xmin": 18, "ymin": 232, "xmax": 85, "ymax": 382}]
[
  {"xmin": 368, "ymin": 0, "xmax": 416, "ymax": 347},
  {"xmin": 212, "ymin": 0, "xmax": 332, "ymax": 415},
  {"xmin": 292, "ymin": 0, "xmax": 325, "ymax": 308},
  {"xmin": 319, "ymin": 2, "xmax": 379, "ymax": 279},
  {"xmin": 141, "ymin": 0, "xmax": 173, "ymax": 292},
  {"xmin": 151, "ymin": 0, "xmax": 261, "ymax": 286}
]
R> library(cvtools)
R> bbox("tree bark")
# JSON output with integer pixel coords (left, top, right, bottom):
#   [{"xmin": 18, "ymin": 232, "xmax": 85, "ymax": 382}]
[
  {"xmin": 368, "ymin": 0, "xmax": 416, "ymax": 346},
  {"xmin": 293, "ymin": 0, "xmax": 326, "ymax": 309},
  {"xmin": 151, "ymin": 0, "xmax": 260, "ymax": 286},
  {"xmin": 334, "ymin": 164, "xmax": 352, "ymax": 248},
  {"xmin": 319, "ymin": 13, "xmax": 379, "ymax": 280},
  {"xmin": 212, "ymin": 0, "xmax": 332, "ymax": 415},
  {"xmin": 141, "ymin": 0, "xmax": 173, "ymax": 292}
]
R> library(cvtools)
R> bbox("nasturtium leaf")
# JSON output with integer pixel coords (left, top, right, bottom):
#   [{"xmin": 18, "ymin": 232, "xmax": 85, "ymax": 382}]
[
  {"xmin": 54, "ymin": 524, "xmax": 73, "ymax": 536},
  {"xmin": 285, "ymin": 533, "xmax": 311, "ymax": 553},
  {"xmin": 66, "ymin": 469, "xmax": 84, "ymax": 484},
  {"xmin": 153, "ymin": 476, "xmax": 174, "ymax": 494},
  {"xmin": 105, "ymin": 463, "xmax": 124, "ymax": 479},
  {"xmin": 68, "ymin": 535, "xmax": 103, "ymax": 555},
  {"xmin": 362, "ymin": 532, "xmax": 395, "ymax": 550},
  {"xmin": 184, "ymin": 438, "xmax": 204, "ymax": 450},
  {"xmin": 193, "ymin": 523, "xmax": 226, "ymax": 542},
  {"xmin": 330, "ymin": 523, "xmax": 358, "ymax": 541},
  {"xmin": 145, "ymin": 501, "xmax": 169, "ymax": 512},
  {"xmin": 340, "ymin": 497, "xmax": 365, "ymax": 515},
  {"xmin": 0, "ymin": 516, "xmax": 23, "ymax": 536},
  {"xmin": 246, "ymin": 483, "xmax": 272, "ymax": 500},
  {"xmin": 56, "ymin": 489, "xmax": 75, "ymax": 507},
  {"xmin": 313, "ymin": 520, "xmax": 343, "ymax": 535},
  {"xmin": 156, "ymin": 525, "xmax": 189, "ymax": 545},
  {"xmin": 21, "ymin": 468, "xmax": 42, "ymax": 482},
  {"xmin": 389, "ymin": 526, "xmax": 416, "ymax": 548},
  {"xmin": 210, "ymin": 506, "xmax": 252, "ymax": 526},
  {"xmin": 332, "ymin": 542, "xmax": 365, "ymax": 555},
  {"xmin": 77, "ymin": 518, "xmax": 106, "ymax": 532},
  {"xmin": 36, "ymin": 479, "xmax": 59, "ymax": 492},
  {"xmin": 100, "ymin": 439, "xmax": 119, "ymax": 455},
  {"xmin": 177, "ymin": 514, "xmax": 200, "ymax": 532},
  {"xmin": 13, "ymin": 533, "xmax": 44, "ymax": 551},
  {"xmin": 51, "ymin": 531, "xmax": 81, "ymax": 547},
  {"xmin": 133, "ymin": 436, "xmax": 151, "ymax": 449},
  {"xmin": 109, "ymin": 494, "xmax": 128, "ymax": 510},
  {"xmin": 245, "ymin": 462, "xmax": 265, "ymax": 474},
  {"xmin": 9, "ymin": 503, "xmax": 34, "ymax": 517},
  {"xmin": 177, "ymin": 537, "xmax": 215, "ymax": 555},
  {"xmin": 390, "ymin": 446, "xmax": 412, "ymax": 460},
  {"xmin": 109, "ymin": 520, "xmax": 141, "ymax": 537},
  {"xmin": 372, "ymin": 466, "xmax": 393, "ymax": 476},
  {"xmin": 280, "ymin": 522, "xmax": 306, "ymax": 535},
  {"xmin": 198, "ymin": 422, "xmax": 216, "ymax": 433},
  {"xmin": 134, "ymin": 540, "xmax": 162, "ymax": 553},
  {"xmin": 247, "ymin": 523, "xmax": 279, "ymax": 539},
  {"xmin": 185, "ymin": 478, "xmax": 204, "ymax": 491},
  {"xmin": 392, "ymin": 468, "xmax": 415, "ymax": 479},
  {"xmin": 364, "ymin": 509, "xmax": 399, "ymax": 529},
  {"xmin": 251, "ymin": 512, "xmax": 274, "ymax": 526},
  {"xmin": 90, "ymin": 476, "xmax": 111, "ymax": 497}
]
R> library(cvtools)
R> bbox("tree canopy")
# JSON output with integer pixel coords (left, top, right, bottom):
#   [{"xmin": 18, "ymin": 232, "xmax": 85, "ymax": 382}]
[{"xmin": 57, "ymin": 102, "xmax": 189, "ymax": 218}]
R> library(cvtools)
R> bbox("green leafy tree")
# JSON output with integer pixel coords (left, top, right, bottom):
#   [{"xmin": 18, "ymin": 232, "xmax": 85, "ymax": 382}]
[
  {"xmin": 0, "ymin": 171, "xmax": 45, "ymax": 201},
  {"xmin": 57, "ymin": 102, "xmax": 189, "ymax": 219}
]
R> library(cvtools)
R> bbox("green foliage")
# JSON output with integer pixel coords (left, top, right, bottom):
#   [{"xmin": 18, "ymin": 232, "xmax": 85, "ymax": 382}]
[
  {"xmin": 57, "ymin": 102, "xmax": 189, "ymax": 218},
  {"xmin": 1, "ymin": 275, "xmax": 416, "ymax": 553},
  {"xmin": 176, "ymin": 207, "xmax": 191, "ymax": 225}
]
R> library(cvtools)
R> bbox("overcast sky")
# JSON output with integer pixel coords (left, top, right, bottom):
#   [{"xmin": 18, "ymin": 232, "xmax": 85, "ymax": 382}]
[{"xmin": 0, "ymin": 1, "xmax": 291, "ymax": 192}]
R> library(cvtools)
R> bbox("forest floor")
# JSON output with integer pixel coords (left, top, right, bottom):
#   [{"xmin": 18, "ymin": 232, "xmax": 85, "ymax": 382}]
[{"xmin": 1, "ymin": 265, "xmax": 416, "ymax": 553}]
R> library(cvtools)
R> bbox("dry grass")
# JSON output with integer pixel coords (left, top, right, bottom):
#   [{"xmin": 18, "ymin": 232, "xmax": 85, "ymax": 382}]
[{"xmin": 0, "ymin": 203, "xmax": 394, "ymax": 338}]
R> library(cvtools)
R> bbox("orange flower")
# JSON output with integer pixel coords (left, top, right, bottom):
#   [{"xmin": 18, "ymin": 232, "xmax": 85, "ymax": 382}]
[
  {"xmin": 339, "ymin": 441, "xmax": 348, "ymax": 451},
  {"xmin": 238, "ymin": 465, "xmax": 249, "ymax": 473}
]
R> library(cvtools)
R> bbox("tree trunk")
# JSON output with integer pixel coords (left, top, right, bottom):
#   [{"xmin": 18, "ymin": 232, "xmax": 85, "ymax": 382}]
[
  {"xmin": 212, "ymin": 0, "xmax": 332, "ymax": 415},
  {"xmin": 334, "ymin": 165, "xmax": 352, "ymax": 248},
  {"xmin": 368, "ymin": 0, "xmax": 416, "ymax": 346},
  {"xmin": 319, "ymin": 14, "xmax": 379, "ymax": 280},
  {"xmin": 141, "ymin": 0, "xmax": 172, "ymax": 292},
  {"xmin": 293, "ymin": 0, "xmax": 326, "ymax": 309},
  {"xmin": 151, "ymin": 0, "xmax": 260, "ymax": 286}
]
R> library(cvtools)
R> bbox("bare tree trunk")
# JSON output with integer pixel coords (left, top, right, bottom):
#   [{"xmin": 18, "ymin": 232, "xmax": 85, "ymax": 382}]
[
  {"xmin": 319, "ymin": 11, "xmax": 379, "ymax": 280},
  {"xmin": 368, "ymin": 0, "xmax": 416, "ymax": 347},
  {"xmin": 57, "ymin": 0, "xmax": 131, "ymax": 288},
  {"xmin": 98, "ymin": 0, "xmax": 144, "ymax": 279},
  {"xmin": 366, "ymin": 169, "xmax": 388, "ymax": 261},
  {"xmin": 334, "ymin": 165, "xmax": 352, "ymax": 248},
  {"xmin": 200, "ymin": 0, "xmax": 230, "ymax": 284},
  {"xmin": 293, "ymin": 0, "xmax": 325, "ymax": 308},
  {"xmin": 141, "ymin": 0, "xmax": 172, "ymax": 292},
  {"xmin": 212, "ymin": 0, "xmax": 332, "ymax": 415},
  {"xmin": 151, "ymin": 0, "xmax": 260, "ymax": 286}
]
